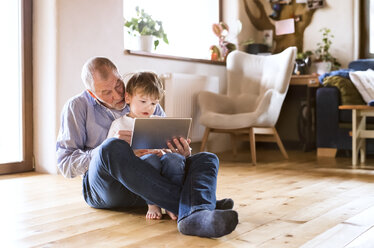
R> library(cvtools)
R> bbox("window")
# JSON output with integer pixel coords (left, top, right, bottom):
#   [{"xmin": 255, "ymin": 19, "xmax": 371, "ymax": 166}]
[
  {"xmin": 360, "ymin": 0, "xmax": 374, "ymax": 58},
  {"xmin": 370, "ymin": 0, "xmax": 374, "ymax": 54},
  {"xmin": 0, "ymin": 0, "xmax": 33, "ymax": 174},
  {"xmin": 123, "ymin": 0, "xmax": 220, "ymax": 60}
]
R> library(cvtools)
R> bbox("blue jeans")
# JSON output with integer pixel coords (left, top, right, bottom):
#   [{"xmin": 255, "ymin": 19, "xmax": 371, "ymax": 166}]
[
  {"xmin": 141, "ymin": 153, "xmax": 186, "ymax": 205},
  {"xmin": 83, "ymin": 138, "xmax": 219, "ymax": 221},
  {"xmin": 141, "ymin": 153, "xmax": 186, "ymax": 186}
]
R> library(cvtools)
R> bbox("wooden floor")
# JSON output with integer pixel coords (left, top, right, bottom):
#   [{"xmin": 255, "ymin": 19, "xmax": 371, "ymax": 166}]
[{"xmin": 2, "ymin": 149, "xmax": 374, "ymax": 247}]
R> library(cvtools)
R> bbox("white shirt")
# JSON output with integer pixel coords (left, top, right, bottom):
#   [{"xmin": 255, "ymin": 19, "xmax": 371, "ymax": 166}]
[
  {"xmin": 107, "ymin": 114, "xmax": 158, "ymax": 138},
  {"xmin": 107, "ymin": 115, "xmax": 135, "ymax": 138},
  {"xmin": 56, "ymin": 91, "xmax": 165, "ymax": 178}
]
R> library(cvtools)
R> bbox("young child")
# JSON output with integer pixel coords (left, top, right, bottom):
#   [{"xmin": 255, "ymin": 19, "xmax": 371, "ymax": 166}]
[{"xmin": 107, "ymin": 71, "xmax": 186, "ymax": 220}]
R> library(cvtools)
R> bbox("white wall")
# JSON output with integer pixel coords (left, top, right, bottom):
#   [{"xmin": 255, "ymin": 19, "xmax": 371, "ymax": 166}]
[
  {"xmin": 34, "ymin": 0, "xmax": 227, "ymax": 173},
  {"xmin": 237, "ymin": 0, "xmax": 358, "ymax": 67},
  {"xmin": 33, "ymin": 0, "xmax": 57, "ymax": 174},
  {"xmin": 33, "ymin": 0, "xmax": 359, "ymax": 173},
  {"xmin": 303, "ymin": 0, "xmax": 359, "ymax": 67}
]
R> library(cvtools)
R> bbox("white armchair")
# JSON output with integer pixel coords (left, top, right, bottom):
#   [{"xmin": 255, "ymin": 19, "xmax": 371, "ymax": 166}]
[{"xmin": 198, "ymin": 47, "xmax": 297, "ymax": 164}]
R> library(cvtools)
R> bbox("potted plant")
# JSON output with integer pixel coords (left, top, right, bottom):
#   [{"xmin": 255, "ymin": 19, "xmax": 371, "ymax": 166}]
[
  {"xmin": 313, "ymin": 28, "xmax": 341, "ymax": 74},
  {"xmin": 124, "ymin": 6, "xmax": 168, "ymax": 52}
]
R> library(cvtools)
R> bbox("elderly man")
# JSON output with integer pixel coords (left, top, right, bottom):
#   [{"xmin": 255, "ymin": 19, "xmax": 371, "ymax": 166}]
[{"xmin": 56, "ymin": 57, "xmax": 238, "ymax": 238}]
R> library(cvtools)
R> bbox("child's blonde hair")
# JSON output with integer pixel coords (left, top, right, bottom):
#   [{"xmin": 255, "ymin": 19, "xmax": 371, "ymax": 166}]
[{"xmin": 125, "ymin": 71, "xmax": 164, "ymax": 100}]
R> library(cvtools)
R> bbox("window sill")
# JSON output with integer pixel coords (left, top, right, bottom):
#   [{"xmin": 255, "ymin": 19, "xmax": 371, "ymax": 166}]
[{"xmin": 124, "ymin": 49, "xmax": 226, "ymax": 66}]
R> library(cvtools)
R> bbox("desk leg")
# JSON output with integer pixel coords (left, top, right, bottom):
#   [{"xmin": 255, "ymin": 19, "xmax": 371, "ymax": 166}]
[
  {"xmin": 304, "ymin": 85, "xmax": 316, "ymax": 151},
  {"xmin": 359, "ymin": 115, "xmax": 366, "ymax": 165},
  {"xmin": 352, "ymin": 109, "xmax": 358, "ymax": 167},
  {"xmin": 305, "ymin": 86, "xmax": 311, "ymax": 151}
]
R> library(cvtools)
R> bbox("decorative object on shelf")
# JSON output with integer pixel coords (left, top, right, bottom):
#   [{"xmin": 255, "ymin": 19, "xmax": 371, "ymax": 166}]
[
  {"xmin": 274, "ymin": 18, "xmax": 295, "ymax": 36},
  {"xmin": 269, "ymin": 3, "xmax": 282, "ymax": 20},
  {"xmin": 313, "ymin": 28, "xmax": 341, "ymax": 74},
  {"xmin": 263, "ymin": 29, "xmax": 273, "ymax": 48},
  {"xmin": 307, "ymin": 0, "xmax": 325, "ymax": 9},
  {"xmin": 138, "ymin": 35, "xmax": 153, "ymax": 52},
  {"xmin": 124, "ymin": 6, "xmax": 168, "ymax": 52},
  {"xmin": 243, "ymin": 0, "xmax": 317, "ymax": 53},
  {"xmin": 269, "ymin": 0, "xmax": 291, "ymax": 4},
  {"xmin": 210, "ymin": 22, "xmax": 238, "ymax": 61},
  {"xmin": 245, "ymin": 43, "xmax": 269, "ymax": 55},
  {"xmin": 209, "ymin": 45, "xmax": 221, "ymax": 61},
  {"xmin": 240, "ymin": 38, "xmax": 254, "ymax": 48},
  {"xmin": 294, "ymin": 50, "xmax": 312, "ymax": 75},
  {"xmin": 314, "ymin": 61, "xmax": 331, "ymax": 75}
]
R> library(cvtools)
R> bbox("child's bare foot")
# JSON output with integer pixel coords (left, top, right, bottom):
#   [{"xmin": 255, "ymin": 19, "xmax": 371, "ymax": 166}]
[
  {"xmin": 166, "ymin": 210, "xmax": 178, "ymax": 220},
  {"xmin": 146, "ymin": 205, "xmax": 162, "ymax": 220}
]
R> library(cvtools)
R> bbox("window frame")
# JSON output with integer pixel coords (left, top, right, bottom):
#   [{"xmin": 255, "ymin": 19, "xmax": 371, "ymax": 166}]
[
  {"xmin": 0, "ymin": 0, "xmax": 34, "ymax": 174},
  {"xmin": 124, "ymin": 0, "xmax": 224, "ymax": 64},
  {"xmin": 360, "ymin": 0, "xmax": 374, "ymax": 58}
]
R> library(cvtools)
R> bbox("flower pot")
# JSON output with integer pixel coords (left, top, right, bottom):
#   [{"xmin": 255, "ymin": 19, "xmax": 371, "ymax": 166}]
[
  {"xmin": 138, "ymin": 35, "xmax": 153, "ymax": 52},
  {"xmin": 314, "ymin": 61, "xmax": 332, "ymax": 75}
]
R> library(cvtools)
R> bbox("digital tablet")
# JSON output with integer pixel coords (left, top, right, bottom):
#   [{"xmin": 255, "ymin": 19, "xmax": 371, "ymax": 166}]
[{"xmin": 131, "ymin": 118, "xmax": 192, "ymax": 149}]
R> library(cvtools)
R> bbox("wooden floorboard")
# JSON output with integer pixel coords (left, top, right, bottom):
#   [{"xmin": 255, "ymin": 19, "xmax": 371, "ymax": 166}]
[{"xmin": 2, "ymin": 149, "xmax": 374, "ymax": 247}]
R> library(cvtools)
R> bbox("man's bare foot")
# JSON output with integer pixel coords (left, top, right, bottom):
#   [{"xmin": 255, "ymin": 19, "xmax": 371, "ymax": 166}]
[
  {"xmin": 166, "ymin": 210, "xmax": 178, "ymax": 220},
  {"xmin": 146, "ymin": 205, "xmax": 162, "ymax": 220}
]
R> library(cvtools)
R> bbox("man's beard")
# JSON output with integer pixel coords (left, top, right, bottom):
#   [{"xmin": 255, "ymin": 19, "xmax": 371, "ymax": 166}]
[
  {"xmin": 97, "ymin": 97, "xmax": 126, "ymax": 110},
  {"xmin": 112, "ymin": 100, "xmax": 126, "ymax": 110}
]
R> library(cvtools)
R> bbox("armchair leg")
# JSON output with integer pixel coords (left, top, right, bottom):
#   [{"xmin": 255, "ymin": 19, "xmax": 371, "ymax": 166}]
[
  {"xmin": 200, "ymin": 128, "xmax": 210, "ymax": 152},
  {"xmin": 273, "ymin": 128, "xmax": 288, "ymax": 159},
  {"xmin": 249, "ymin": 128, "xmax": 256, "ymax": 165}
]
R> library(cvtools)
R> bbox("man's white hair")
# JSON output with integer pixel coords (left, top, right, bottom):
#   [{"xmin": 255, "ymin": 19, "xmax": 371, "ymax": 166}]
[{"xmin": 81, "ymin": 57, "xmax": 119, "ymax": 91}]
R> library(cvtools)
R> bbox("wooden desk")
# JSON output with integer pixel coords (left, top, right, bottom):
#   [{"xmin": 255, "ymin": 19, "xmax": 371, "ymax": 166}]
[
  {"xmin": 339, "ymin": 105, "xmax": 374, "ymax": 166},
  {"xmin": 290, "ymin": 74, "xmax": 320, "ymax": 87},
  {"xmin": 289, "ymin": 74, "xmax": 320, "ymax": 151}
]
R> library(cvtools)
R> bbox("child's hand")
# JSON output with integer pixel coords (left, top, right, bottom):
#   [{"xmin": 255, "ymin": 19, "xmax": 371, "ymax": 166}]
[
  {"xmin": 150, "ymin": 149, "xmax": 166, "ymax": 157},
  {"xmin": 114, "ymin": 130, "xmax": 132, "ymax": 144},
  {"xmin": 134, "ymin": 149, "xmax": 151, "ymax": 157},
  {"xmin": 133, "ymin": 149, "xmax": 165, "ymax": 157}
]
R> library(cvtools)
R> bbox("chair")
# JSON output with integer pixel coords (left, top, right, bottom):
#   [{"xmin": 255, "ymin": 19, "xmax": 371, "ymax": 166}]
[{"xmin": 198, "ymin": 47, "xmax": 297, "ymax": 164}]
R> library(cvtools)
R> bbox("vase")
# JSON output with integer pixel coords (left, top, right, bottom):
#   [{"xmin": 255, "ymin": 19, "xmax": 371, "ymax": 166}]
[
  {"xmin": 138, "ymin": 35, "xmax": 153, "ymax": 52},
  {"xmin": 314, "ymin": 61, "xmax": 332, "ymax": 75}
]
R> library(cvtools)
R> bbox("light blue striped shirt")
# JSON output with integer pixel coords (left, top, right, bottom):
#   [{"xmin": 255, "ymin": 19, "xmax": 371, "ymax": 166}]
[{"xmin": 56, "ymin": 91, "xmax": 165, "ymax": 178}]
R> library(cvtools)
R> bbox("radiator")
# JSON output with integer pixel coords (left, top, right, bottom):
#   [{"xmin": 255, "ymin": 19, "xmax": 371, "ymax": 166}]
[{"xmin": 160, "ymin": 73, "xmax": 219, "ymax": 142}]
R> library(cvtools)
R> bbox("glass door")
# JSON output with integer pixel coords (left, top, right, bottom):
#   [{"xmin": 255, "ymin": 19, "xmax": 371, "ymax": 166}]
[
  {"xmin": 0, "ymin": 0, "xmax": 33, "ymax": 174},
  {"xmin": 370, "ymin": 0, "xmax": 374, "ymax": 54}
]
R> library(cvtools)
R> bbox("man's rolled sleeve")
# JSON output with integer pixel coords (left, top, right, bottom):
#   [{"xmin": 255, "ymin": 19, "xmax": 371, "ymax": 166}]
[{"xmin": 56, "ymin": 98, "xmax": 92, "ymax": 178}]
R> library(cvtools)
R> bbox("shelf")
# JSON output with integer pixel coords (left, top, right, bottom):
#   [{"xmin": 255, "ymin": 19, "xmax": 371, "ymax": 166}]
[{"xmin": 124, "ymin": 50, "xmax": 226, "ymax": 66}]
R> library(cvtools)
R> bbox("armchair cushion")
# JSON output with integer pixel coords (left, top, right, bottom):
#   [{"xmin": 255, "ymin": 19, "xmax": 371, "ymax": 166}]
[{"xmin": 198, "ymin": 91, "xmax": 235, "ymax": 115}]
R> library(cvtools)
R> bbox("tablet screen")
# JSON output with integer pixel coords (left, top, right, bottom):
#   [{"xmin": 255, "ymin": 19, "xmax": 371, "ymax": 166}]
[{"xmin": 131, "ymin": 118, "xmax": 192, "ymax": 149}]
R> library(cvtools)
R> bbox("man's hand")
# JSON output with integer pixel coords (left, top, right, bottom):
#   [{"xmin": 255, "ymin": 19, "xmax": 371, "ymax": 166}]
[
  {"xmin": 114, "ymin": 130, "xmax": 132, "ymax": 144},
  {"xmin": 167, "ymin": 137, "xmax": 192, "ymax": 157}
]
